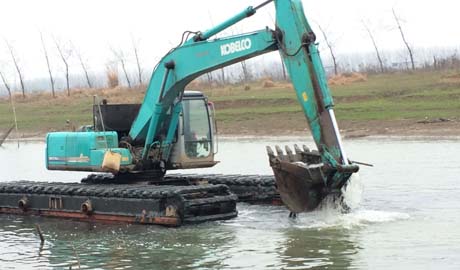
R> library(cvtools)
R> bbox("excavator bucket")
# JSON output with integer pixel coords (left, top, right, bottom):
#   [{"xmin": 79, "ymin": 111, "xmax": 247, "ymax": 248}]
[{"xmin": 267, "ymin": 144, "xmax": 327, "ymax": 213}]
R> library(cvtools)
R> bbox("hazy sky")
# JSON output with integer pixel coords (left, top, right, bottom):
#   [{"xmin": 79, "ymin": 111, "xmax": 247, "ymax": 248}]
[{"xmin": 0, "ymin": 0, "xmax": 459, "ymax": 84}]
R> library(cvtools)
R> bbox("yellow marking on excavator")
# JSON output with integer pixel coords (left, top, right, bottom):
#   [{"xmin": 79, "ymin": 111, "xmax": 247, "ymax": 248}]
[{"xmin": 302, "ymin": 92, "xmax": 308, "ymax": 102}]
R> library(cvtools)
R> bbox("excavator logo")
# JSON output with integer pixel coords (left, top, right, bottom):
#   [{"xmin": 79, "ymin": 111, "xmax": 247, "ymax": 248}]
[{"xmin": 220, "ymin": 38, "xmax": 252, "ymax": 56}]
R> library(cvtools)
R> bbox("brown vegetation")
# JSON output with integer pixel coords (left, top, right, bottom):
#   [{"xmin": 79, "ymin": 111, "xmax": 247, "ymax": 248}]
[
  {"xmin": 262, "ymin": 79, "xmax": 275, "ymax": 88},
  {"xmin": 440, "ymin": 73, "xmax": 460, "ymax": 84},
  {"xmin": 107, "ymin": 69, "xmax": 119, "ymax": 88},
  {"xmin": 328, "ymin": 72, "xmax": 367, "ymax": 86},
  {"xmin": 0, "ymin": 85, "xmax": 146, "ymax": 106}
]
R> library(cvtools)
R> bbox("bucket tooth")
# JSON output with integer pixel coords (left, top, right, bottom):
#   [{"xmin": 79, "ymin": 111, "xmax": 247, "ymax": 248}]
[
  {"xmin": 266, "ymin": 146, "xmax": 275, "ymax": 156},
  {"xmin": 275, "ymin": 145, "xmax": 287, "ymax": 161},
  {"xmin": 284, "ymin": 145, "xmax": 296, "ymax": 162},
  {"xmin": 302, "ymin": 145, "xmax": 310, "ymax": 153},
  {"xmin": 294, "ymin": 144, "xmax": 302, "ymax": 155}
]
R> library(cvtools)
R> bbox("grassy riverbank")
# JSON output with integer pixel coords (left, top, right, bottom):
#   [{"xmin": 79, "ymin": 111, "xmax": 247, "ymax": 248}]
[{"xmin": 1, "ymin": 69, "xmax": 460, "ymax": 138}]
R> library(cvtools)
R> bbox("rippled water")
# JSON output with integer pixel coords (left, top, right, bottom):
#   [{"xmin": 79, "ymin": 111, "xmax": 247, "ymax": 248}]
[{"xmin": 1, "ymin": 136, "xmax": 460, "ymax": 269}]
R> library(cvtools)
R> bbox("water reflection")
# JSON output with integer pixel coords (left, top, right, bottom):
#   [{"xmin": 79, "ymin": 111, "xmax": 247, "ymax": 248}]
[
  {"xmin": 0, "ymin": 206, "xmax": 364, "ymax": 270},
  {"xmin": 281, "ymin": 227, "xmax": 358, "ymax": 269},
  {"xmin": 2, "ymin": 138, "xmax": 460, "ymax": 269},
  {"xmin": 0, "ymin": 214, "xmax": 239, "ymax": 269}
]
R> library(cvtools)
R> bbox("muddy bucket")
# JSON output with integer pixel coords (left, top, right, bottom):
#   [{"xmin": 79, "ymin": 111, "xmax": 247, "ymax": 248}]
[
  {"xmin": 267, "ymin": 144, "xmax": 327, "ymax": 213},
  {"xmin": 267, "ymin": 144, "xmax": 359, "ymax": 213}
]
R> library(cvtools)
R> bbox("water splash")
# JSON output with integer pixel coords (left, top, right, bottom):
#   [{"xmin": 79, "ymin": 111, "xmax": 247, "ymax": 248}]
[
  {"xmin": 292, "ymin": 174, "xmax": 410, "ymax": 229},
  {"xmin": 230, "ymin": 171, "xmax": 410, "ymax": 232},
  {"xmin": 342, "ymin": 174, "xmax": 364, "ymax": 210},
  {"xmin": 343, "ymin": 210, "xmax": 410, "ymax": 225},
  {"xmin": 291, "ymin": 207, "xmax": 410, "ymax": 230}
]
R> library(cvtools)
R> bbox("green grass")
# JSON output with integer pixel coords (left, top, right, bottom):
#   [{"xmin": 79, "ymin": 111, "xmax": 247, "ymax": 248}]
[
  {"xmin": 202, "ymin": 70, "xmax": 460, "ymax": 123},
  {"xmin": 0, "ymin": 96, "xmax": 93, "ymax": 131},
  {"xmin": 1, "ymin": 69, "xmax": 459, "ymax": 133}
]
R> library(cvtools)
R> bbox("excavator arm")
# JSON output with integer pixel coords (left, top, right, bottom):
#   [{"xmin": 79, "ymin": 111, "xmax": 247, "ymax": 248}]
[
  {"xmin": 128, "ymin": 28, "xmax": 278, "ymax": 161},
  {"xmin": 132, "ymin": 1, "xmax": 345, "ymax": 155},
  {"xmin": 129, "ymin": 0, "xmax": 358, "ymax": 204}
]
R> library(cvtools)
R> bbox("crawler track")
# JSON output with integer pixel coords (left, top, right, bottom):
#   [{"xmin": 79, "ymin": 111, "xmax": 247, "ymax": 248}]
[
  {"xmin": 0, "ymin": 181, "xmax": 237, "ymax": 226},
  {"xmin": 166, "ymin": 174, "xmax": 280, "ymax": 204},
  {"xmin": 0, "ymin": 173, "xmax": 281, "ymax": 226},
  {"xmin": 82, "ymin": 173, "xmax": 281, "ymax": 204}
]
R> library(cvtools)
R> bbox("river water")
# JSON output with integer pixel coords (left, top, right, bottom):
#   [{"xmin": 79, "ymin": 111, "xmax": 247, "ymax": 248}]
[{"xmin": 0, "ymin": 136, "xmax": 459, "ymax": 269}]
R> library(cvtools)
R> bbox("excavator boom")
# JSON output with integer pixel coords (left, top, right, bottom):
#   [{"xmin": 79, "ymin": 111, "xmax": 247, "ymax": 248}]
[{"xmin": 126, "ymin": 0, "xmax": 358, "ymax": 212}]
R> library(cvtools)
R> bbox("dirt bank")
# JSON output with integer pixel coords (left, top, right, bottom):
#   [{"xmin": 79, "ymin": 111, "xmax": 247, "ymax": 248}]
[
  {"xmin": 219, "ymin": 118, "xmax": 460, "ymax": 138},
  {"xmin": 5, "ymin": 118, "xmax": 459, "ymax": 142}
]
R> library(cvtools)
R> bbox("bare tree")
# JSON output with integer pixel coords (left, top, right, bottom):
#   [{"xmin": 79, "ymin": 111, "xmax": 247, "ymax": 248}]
[
  {"xmin": 111, "ymin": 48, "xmax": 131, "ymax": 88},
  {"xmin": 0, "ymin": 70, "xmax": 12, "ymax": 99},
  {"xmin": 432, "ymin": 55, "xmax": 438, "ymax": 70},
  {"xmin": 392, "ymin": 8, "xmax": 415, "ymax": 70},
  {"xmin": 240, "ymin": 61, "xmax": 251, "ymax": 82},
  {"xmin": 4, "ymin": 39, "xmax": 25, "ymax": 98},
  {"xmin": 0, "ymin": 69, "xmax": 19, "ymax": 146},
  {"xmin": 205, "ymin": 72, "xmax": 214, "ymax": 86},
  {"xmin": 54, "ymin": 37, "xmax": 73, "ymax": 96},
  {"xmin": 40, "ymin": 32, "xmax": 56, "ymax": 97},
  {"xmin": 75, "ymin": 48, "xmax": 92, "ymax": 88},
  {"xmin": 220, "ymin": 68, "xmax": 226, "ymax": 84},
  {"xmin": 362, "ymin": 20, "xmax": 385, "ymax": 73},
  {"xmin": 316, "ymin": 24, "xmax": 338, "ymax": 75},
  {"xmin": 131, "ymin": 35, "xmax": 143, "ymax": 85}
]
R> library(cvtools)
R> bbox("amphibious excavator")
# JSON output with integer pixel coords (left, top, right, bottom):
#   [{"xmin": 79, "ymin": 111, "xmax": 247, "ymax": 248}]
[{"xmin": 0, "ymin": 0, "xmax": 359, "ymax": 225}]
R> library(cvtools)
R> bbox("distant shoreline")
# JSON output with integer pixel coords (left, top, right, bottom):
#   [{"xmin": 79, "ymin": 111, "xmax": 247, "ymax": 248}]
[
  {"xmin": 4, "ymin": 119, "xmax": 460, "ymax": 144},
  {"xmin": 1, "ymin": 70, "xmax": 459, "ymax": 142}
]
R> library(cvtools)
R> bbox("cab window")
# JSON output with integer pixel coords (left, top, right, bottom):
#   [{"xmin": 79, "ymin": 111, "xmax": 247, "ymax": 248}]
[{"xmin": 182, "ymin": 99, "xmax": 212, "ymax": 158}]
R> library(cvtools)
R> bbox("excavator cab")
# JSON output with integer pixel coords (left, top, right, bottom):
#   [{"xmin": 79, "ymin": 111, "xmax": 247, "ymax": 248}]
[
  {"xmin": 168, "ymin": 91, "xmax": 219, "ymax": 169},
  {"xmin": 90, "ymin": 91, "xmax": 219, "ymax": 172}
]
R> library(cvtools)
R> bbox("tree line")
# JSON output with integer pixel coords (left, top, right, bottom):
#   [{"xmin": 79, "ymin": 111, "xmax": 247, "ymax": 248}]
[
  {"xmin": 1, "ymin": 9, "xmax": 459, "ymax": 99},
  {"xmin": 0, "ymin": 33, "xmax": 145, "ymax": 99}
]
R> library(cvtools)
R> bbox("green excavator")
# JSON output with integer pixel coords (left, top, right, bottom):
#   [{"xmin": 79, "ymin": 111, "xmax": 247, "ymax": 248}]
[{"xmin": 44, "ymin": 0, "xmax": 359, "ymax": 216}]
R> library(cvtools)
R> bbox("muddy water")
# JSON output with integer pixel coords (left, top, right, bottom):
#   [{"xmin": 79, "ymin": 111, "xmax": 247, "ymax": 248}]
[{"xmin": 0, "ymin": 137, "xmax": 460, "ymax": 269}]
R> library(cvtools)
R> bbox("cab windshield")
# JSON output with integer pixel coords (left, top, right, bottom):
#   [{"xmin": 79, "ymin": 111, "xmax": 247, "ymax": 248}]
[{"xmin": 182, "ymin": 98, "xmax": 212, "ymax": 158}]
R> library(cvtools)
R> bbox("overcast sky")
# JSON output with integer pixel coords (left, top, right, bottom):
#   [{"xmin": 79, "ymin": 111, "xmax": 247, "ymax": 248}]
[{"xmin": 0, "ymin": 0, "xmax": 459, "ymax": 85}]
